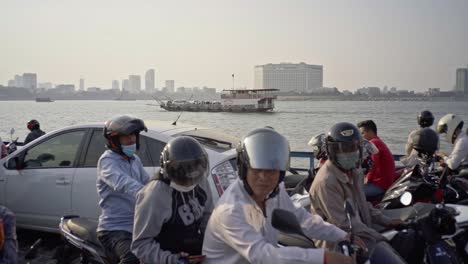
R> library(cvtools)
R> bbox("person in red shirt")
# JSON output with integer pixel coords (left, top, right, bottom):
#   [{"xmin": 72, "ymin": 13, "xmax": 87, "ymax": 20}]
[{"xmin": 357, "ymin": 120, "xmax": 395, "ymax": 199}]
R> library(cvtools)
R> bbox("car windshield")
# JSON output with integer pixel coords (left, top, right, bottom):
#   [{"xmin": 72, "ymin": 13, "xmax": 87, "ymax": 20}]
[{"xmin": 175, "ymin": 129, "xmax": 239, "ymax": 153}]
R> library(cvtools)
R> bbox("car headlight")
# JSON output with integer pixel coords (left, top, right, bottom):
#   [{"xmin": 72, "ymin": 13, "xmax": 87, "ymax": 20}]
[{"xmin": 211, "ymin": 159, "xmax": 237, "ymax": 195}]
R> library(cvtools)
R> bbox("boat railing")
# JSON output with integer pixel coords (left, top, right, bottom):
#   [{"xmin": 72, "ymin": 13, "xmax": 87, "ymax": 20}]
[{"xmin": 290, "ymin": 151, "xmax": 405, "ymax": 172}]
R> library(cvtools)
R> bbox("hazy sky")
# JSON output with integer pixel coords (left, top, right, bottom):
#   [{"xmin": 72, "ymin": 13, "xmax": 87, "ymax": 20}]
[{"xmin": 1, "ymin": 0, "xmax": 467, "ymax": 91}]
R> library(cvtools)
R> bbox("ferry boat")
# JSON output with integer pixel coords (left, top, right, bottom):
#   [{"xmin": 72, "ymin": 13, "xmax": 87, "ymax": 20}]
[
  {"xmin": 35, "ymin": 97, "xmax": 54, "ymax": 102},
  {"xmin": 159, "ymin": 89, "xmax": 278, "ymax": 112}
]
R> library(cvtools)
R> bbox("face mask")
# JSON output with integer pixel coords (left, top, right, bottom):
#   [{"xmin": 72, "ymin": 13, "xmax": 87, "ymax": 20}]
[
  {"xmin": 336, "ymin": 151, "xmax": 360, "ymax": 170},
  {"xmin": 121, "ymin": 144, "xmax": 136, "ymax": 157},
  {"xmin": 170, "ymin": 181, "xmax": 196, "ymax": 192}
]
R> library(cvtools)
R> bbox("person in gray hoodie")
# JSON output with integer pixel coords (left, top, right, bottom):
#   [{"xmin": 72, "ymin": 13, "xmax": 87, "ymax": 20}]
[
  {"xmin": 97, "ymin": 115, "xmax": 149, "ymax": 264},
  {"xmin": 132, "ymin": 136, "xmax": 213, "ymax": 264}
]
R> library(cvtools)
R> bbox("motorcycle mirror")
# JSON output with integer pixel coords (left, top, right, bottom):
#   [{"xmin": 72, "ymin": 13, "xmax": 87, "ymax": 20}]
[
  {"xmin": 272, "ymin": 209, "xmax": 305, "ymax": 237},
  {"xmin": 400, "ymin": 192, "xmax": 413, "ymax": 206},
  {"xmin": 9, "ymin": 128, "xmax": 15, "ymax": 136}
]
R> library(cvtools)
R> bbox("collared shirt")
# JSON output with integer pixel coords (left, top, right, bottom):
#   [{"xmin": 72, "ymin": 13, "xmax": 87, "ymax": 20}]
[
  {"xmin": 309, "ymin": 160, "xmax": 391, "ymax": 248},
  {"xmin": 367, "ymin": 136, "xmax": 395, "ymax": 190},
  {"xmin": 202, "ymin": 179, "xmax": 346, "ymax": 264},
  {"xmin": 445, "ymin": 132, "xmax": 468, "ymax": 171},
  {"xmin": 97, "ymin": 150, "xmax": 150, "ymax": 233}
]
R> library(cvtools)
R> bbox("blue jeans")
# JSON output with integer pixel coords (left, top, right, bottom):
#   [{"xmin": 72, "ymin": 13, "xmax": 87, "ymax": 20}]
[
  {"xmin": 369, "ymin": 241, "xmax": 406, "ymax": 264},
  {"xmin": 364, "ymin": 182, "xmax": 385, "ymax": 198},
  {"xmin": 97, "ymin": 230, "xmax": 139, "ymax": 264}
]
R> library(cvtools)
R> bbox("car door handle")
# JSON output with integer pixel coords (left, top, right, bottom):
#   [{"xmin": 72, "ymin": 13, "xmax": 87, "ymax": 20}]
[{"xmin": 56, "ymin": 178, "xmax": 71, "ymax": 185}]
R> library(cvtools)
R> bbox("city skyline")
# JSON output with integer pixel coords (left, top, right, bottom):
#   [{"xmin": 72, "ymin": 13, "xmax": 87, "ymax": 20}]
[{"xmin": 1, "ymin": 0, "xmax": 468, "ymax": 91}]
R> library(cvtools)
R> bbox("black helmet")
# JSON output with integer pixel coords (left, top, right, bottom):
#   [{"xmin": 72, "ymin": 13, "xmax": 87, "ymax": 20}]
[
  {"xmin": 417, "ymin": 110, "xmax": 434, "ymax": 128},
  {"xmin": 27, "ymin": 119, "xmax": 40, "ymax": 130},
  {"xmin": 160, "ymin": 136, "xmax": 209, "ymax": 186},
  {"xmin": 325, "ymin": 122, "xmax": 362, "ymax": 170},
  {"xmin": 410, "ymin": 128, "xmax": 439, "ymax": 155},
  {"xmin": 237, "ymin": 128, "xmax": 290, "ymax": 196},
  {"xmin": 103, "ymin": 115, "xmax": 147, "ymax": 154}
]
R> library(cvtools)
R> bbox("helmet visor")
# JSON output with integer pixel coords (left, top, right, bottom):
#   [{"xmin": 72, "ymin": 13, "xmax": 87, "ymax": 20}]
[
  {"xmin": 327, "ymin": 140, "xmax": 360, "ymax": 154},
  {"xmin": 242, "ymin": 132, "xmax": 290, "ymax": 171},
  {"xmin": 436, "ymin": 124, "xmax": 447, "ymax": 134},
  {"xmin": 119, "ymin": 119, "xmax": 148, "ymax": 135},
  {"xmin": 166, "ymin": 156, "xmax": 208, "ymax": 186}
]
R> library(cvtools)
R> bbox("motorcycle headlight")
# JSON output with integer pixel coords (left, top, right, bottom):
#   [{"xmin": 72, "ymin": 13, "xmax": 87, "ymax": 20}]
[{"xmin": 211, "ymin": 159, "xmax": 237, "ymax": 195}]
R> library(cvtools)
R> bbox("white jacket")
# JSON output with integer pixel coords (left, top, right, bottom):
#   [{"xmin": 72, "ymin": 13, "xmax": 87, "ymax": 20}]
[
  {"xmin": 202, "ymin": 179, "xmax": 347, "ymax": 264},
  {"xmin": 445, "ymin": 132, "xmax": 468, "ymax": 170}
]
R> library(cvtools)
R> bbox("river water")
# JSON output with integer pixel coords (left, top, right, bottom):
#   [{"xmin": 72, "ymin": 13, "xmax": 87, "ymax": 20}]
[{"xmin": 1, "ymin": 100, "xmax": 467, "ymax": 155}]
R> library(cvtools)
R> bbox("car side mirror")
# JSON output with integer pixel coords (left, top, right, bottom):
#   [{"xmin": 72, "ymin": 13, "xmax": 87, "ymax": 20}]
[{"xmin": 6, "ymin": 157, "xmax": 21, "ymax": 170}]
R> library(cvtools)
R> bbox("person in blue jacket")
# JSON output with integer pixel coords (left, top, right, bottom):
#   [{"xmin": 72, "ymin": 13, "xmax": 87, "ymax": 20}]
[{"xmin": 97, "ymin": 115, "xmax": 150, "ymax": 264}]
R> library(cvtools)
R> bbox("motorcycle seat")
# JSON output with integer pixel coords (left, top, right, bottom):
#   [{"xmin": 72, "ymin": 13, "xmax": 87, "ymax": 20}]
[
  {"xmin": 381, "ymin": 203, "xmax": 435, "ymax": 221},
  {"xmin": 66, "ymin": 217, "xmax": 102, "ymax": 247}
]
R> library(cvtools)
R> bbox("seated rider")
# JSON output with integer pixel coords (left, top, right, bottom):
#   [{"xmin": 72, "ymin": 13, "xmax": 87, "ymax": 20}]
[
  {"xmin": 309, "ymin": 122, "xmax": 405, "ymax": 264},
  {"xmin": 357, "ymin": 120, "xmax": 395, "ymax": 198},
  {"xmin": 203, "ymin": 127, "xmax": 357, "ymax": 264},
  {"xmin": 97, "ymin": 115, "xmax": 149, "ymax": 264},
  {"xmin": 402, "ymin": 110, "xmax": 434, "ymax": 166},
  {"xmin": 436, "ymin": 113, "xmax": 468, "ymax": 172},
  {"xmin": 132, "ymin": 136, "xmax": 213, "ymax": 264},
  {"xmin": 24, "ymin": 119, "xmax": 46, "ymax": 144}
]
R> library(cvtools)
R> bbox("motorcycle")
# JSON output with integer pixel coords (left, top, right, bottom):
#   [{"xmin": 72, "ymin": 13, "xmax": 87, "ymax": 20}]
[
  {"xmin": 6, "ymin": 128, "xmax": 20, "ymax": 155},
  {"xmin": 380, "ymin": 197, "xmax": 466, "ymax": 264},
  {"xmin": 377, "ymin": 153, "xmax": 441, "ymax": 209},
  {"xmin": 59, "ymin": 215, "xmax": 109, "ymax": 264},
  {"xmin": 378, "ymin": 153, "xmax": 468, "ymax": 209},
  {"xmin": 59, "ymin": 215, "xmax": 196, "ymax": 264}
]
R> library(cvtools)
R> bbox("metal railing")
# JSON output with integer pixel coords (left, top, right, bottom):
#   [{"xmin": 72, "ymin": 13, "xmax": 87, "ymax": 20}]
[{"xmin": 290, "ymin": 151, "xmax": 405, "ymax": 172}]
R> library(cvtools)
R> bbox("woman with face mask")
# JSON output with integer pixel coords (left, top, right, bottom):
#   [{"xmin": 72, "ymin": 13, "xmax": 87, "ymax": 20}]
[{"xmin": 132, "ymin": 136, "xmax": 212, "ymax": 264}]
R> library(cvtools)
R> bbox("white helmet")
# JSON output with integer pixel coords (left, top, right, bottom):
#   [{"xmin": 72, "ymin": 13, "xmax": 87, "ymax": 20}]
[
  {"xmin": 308, "ymin": 133, "xmax": 326, "ymax": 159},
  {"xmin": 436, "ymin": 114, "xmax": 464, "ymax": 144}
]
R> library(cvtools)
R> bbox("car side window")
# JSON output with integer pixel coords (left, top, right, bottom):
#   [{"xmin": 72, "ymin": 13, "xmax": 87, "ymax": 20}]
[
  {"xmin": 82, "ymin": 131, "xmax": 162, "ymax": 167},
  {"xmin": 83, "ymin": 129, "xmax": 107, "ymax": 167},
  {"xmin": 23, "ymin": 130, "xmax": 86, "ymax": 169},
  {"xmin": 145, "ymin": 136, "xmax": 166, "ymax": 167},
  {"xmin": 138, "ymin": 135, "xmax": 163, "ymax": 167}
]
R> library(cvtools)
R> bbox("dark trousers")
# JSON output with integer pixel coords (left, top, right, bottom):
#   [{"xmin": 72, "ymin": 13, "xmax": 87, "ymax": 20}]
[
  {"xmin": 0, "ymin": 206, "xmax": 18, "ymax": 264},
  {"xmin": 97, "ymin": 230, "xmax": 139, "ymax": 264}
]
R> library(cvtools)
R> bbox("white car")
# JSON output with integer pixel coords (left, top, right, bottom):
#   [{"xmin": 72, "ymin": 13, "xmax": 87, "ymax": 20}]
[{"xmin": 0, "ymin": 120, "xmax": 238, "ymax": 233}]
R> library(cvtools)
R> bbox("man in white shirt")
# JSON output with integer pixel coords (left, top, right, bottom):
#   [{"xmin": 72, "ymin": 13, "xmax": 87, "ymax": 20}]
[
  {"xmin": 202, "ymin": 127, "xmax": 359, "ymax": 264},
  {"xmin": 436, "ymin": 114, "xmax": 468, "ymax": 171}
]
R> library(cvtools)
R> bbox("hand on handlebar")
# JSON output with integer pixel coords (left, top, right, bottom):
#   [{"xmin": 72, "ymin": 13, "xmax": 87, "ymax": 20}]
[
  {"xmin": 343, "ymin": 233, "xmax": 368, "ymax": 253},
  {"xmin": 178, "ymin": 252, "xmax": 206, "ymax": 264}
]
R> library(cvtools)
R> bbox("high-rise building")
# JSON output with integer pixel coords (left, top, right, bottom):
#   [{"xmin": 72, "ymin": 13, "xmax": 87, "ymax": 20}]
[
  {"xmin": 254, "ymin": 63, "xmax": 323, "ymax": 93},
  {"xmin": 455, "ymin": 68, "xmax": 468, "ymax": 94},
  {"xmin": 7, "ymin": 80, "xmax": 15, "ymax": 87},
  {"xmin": 129, "ymin": 75, "xmax": 141, "ymax": 92},
  {"xmin": 54, "ymin": 84, "xmax": 75, "ymax": 94},
  {"xmin": 14, "ymin": 75, "xmax": 23, "ymax": 87},
  {"xmin": 145, "ymin": 69, "xmax": 155, "ymax": 91},
  {"xmin": 165, "ymin": 80, "xmax": 175, "ymax": 93},
  {"xmin": 22, "ymin": 73, "xmax": 37, "ymax": 89},
  {"xmin": 122, "ymin": 79, "xmax": 130, "ymax": 91},
  {"xmin": 112, "ymin": 80, "xmax": 120, "ymax": 90},
  {"xmin": 79, "ymin": 78, "xmax": 85, "ymax": 91},
  {"xmin": 38, "ymin": 82, "xmax": 53, "ymax": 89}
]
